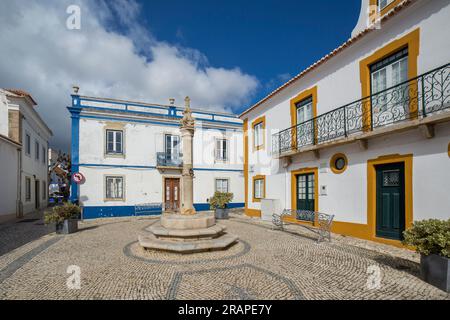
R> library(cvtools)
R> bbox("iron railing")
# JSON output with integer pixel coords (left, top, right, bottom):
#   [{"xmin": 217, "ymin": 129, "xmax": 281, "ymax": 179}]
[
  {"xmin": 156, "ymin": 152, "xmax": 183, "ymax": 167},
  {"xmin": 272, "ymin": 63, "xmax": 450, "ymax": 155}
]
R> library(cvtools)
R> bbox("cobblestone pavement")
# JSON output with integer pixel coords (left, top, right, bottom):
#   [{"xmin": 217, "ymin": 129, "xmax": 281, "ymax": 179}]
[{"xmin": 0, "ymin": 212, "xmax": 449, "ymax": 300}]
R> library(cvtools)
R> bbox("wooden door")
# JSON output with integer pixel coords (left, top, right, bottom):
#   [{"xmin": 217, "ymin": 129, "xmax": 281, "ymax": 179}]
[{"xmin": 164, "ymin": 178, "xmax": 180, "ymax": 211}]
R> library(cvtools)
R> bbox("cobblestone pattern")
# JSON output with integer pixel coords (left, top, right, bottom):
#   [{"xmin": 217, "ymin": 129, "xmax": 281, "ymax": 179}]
[{"xmin": 0, "ymin": 214, "xmax": 449, "ymax": 300}]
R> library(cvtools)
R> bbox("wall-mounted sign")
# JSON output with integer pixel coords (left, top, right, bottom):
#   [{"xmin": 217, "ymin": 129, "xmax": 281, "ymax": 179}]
[{"xmin": 72, "ymin": 172, "xmax": 85, "ymax": 184}]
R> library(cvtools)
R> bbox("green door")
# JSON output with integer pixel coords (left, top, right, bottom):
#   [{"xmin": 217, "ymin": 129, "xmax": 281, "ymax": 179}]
[
  {"xmin": 376, "ymin": 163, "xmax": 405, "ymax": 240},
  {"xmin": 296, "ymin": 173, "xmax": 315, "ymax": 211}
]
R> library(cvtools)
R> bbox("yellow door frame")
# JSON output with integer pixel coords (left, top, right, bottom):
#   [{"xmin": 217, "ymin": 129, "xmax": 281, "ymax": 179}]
[
  {"xmin": 289, "ymin": 167, "xmax": 319, "ymax": 226},
  {"xmin": 367, "ymin": 153, "xmax": 413, "ymax": 247}
]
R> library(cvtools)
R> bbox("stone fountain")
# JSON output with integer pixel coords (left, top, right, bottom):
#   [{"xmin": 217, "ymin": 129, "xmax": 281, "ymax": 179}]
[{"xmin": 138, "ymin": 97, "xmax": 238, "ymax": 253}]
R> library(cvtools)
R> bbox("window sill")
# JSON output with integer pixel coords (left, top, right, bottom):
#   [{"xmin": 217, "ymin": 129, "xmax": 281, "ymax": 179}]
[
  {"xmin": 104, "ymin": 198, "xmax": 125, "ymax": 202},
  {"xmin": 104, "ymin": 153, "xmax": 126, "ymax": 159}
]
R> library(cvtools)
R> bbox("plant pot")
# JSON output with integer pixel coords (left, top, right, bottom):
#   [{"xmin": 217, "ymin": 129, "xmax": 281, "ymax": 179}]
[
  {"xmin": 56, "ymin": 219, "xmax": 78, "ymax": 234},
  {"xmin": 215, "ymin": 208, "xmax": 229, "ymax": 220},
  {"xmin": 420, "ymin": 254, "xmax": 450, "ymax": 293}
]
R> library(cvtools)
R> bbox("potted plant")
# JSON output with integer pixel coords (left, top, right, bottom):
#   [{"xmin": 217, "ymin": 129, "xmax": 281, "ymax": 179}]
[
  {"xmin": 209, "ymin": 192, "xmax": 233, "ymax": 219},
  {"xmin": 403, "ymin": 219, "xmax": 450, "ymax": 292},
  {"xmin": 44, "ymin": 202, "xmax": 80, "ymax": 234}
]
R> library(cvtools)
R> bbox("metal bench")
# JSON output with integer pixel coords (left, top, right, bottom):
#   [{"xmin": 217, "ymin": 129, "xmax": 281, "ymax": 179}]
[{"xmin": 272, "ymin": 209, "xmax": 335, "ymax": 243}]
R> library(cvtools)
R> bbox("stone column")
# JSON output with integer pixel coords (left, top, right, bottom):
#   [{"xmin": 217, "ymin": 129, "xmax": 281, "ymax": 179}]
[{"xmin": 180, "ymin": 97, "xmax": 196, "ymax": 215}]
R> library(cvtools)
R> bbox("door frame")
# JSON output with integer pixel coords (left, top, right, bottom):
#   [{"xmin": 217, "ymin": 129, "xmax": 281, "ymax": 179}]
[
  {"xmin": 162, "ymin": 176, "xmax": 181, "ymax": 212},
  {"xmin": 290, "ymin": 167, "xmax": 318, "ymax": 226},
  {"xmin": 367, "ymin": 154, "xmax": 413, "ymax": 246}
]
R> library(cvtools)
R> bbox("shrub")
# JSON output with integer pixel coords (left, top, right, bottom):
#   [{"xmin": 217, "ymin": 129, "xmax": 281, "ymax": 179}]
[
  {"xmin": 44, "ymin": 203, "xmax": 81, "ymax": 224},
  {"xmin": 402, "ymin": 219, "xmax": 450, "ymax": 258},
  {"xmin": 209, "ymin": 192, "xmax": 234, "ymax": 210}
]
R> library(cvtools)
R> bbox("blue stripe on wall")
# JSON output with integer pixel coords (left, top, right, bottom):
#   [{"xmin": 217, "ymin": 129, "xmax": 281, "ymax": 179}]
[
  {"xmin": 76, "ymin": 163, "xmax": 243, "ymax": 172},
  {"xmin": 81, "ymin": 203, "xmax": 245, "ymax": 219}
]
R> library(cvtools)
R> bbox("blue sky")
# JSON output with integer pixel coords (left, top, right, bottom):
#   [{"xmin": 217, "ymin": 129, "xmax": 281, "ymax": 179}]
[
  {"xmin": 136, "ymin": 0, "xmax": 361, "ymax": 111},
  {"xmin": 0, "ymin": 0, "xmax": 361, "ymax": 149}
]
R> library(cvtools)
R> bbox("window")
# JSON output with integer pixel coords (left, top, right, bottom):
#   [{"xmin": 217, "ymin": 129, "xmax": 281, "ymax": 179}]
[
  {"xmin": 215, "ymin": 179, "xmax": 229, "ymax": 193},
  {"xmin": 165, "ymin": 134, "xmax": 180, "ymax": 159},
  {"xmin": 252, "ymin": 116, "xmax": 266, "ymax": 151},
  {"xmin": 25, "ymin": 177, "xmax": 31, "ymax": 201},
  {"xmin": 253, "ymin": 175, "xmax": 265, "ymax": 202},
  {"xmin": 296, "ymin": 97, "xmax": 314, "ymax": 125},
  {"xmin": 106, "ymin": 130, "xmax": 123, "ymax": 154},
  {"xmin": 330, "ymin": 153, "xmax": 348, "ymax": 174},
  {"xmin": 378, "ymin": 0, "xmax": 394, "ymax": 11},
  {"xmin": 25, "ymin": 133, "xmax": 31, "ymax": 155},
  {"xmin": 105, "ymin": 176, "xmax": 124, "ymax": 200},
  {"xmin": 370, "ymin": 48, "xmax": 409, "ymax": 123},
  {"xmin": 42, "ymin": 146, "xmax": 46, "ymax": 164},
  {"xmin": 42, "ymin": 181, "xmax": 46, "ymax": 200},
  {"xmin": 35, "ymin": 141, "xmax": 39, "ymax": 160},
  {"xmin": 215, "ymin": 139, "xmax": 228, "ymax": 162}
]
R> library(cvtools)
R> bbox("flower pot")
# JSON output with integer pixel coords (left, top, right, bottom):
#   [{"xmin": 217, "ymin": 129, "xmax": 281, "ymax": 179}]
[
  {"xmin": 215, "ymin": 208, "xmax": 229, "ymax": 220},
  {"xmin": 56, "ymin": 219, "xmax": 78, "ymax": 234},
  {"xmin": 420, "ymin": 254, "xmax": 450, "ymax": 293}
]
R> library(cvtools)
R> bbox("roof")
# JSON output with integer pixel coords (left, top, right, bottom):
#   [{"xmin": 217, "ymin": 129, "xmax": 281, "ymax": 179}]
[
  {"xmin": 4, "ymin": 89, "xmax": 38, "ymax": 105},
  {"xmin": 239, "ymin": 0, "xmax": 414, "ymax": 118},
  {"xmin": 77, "ymin": 95, "xmax": 241, "ymax": 119}
]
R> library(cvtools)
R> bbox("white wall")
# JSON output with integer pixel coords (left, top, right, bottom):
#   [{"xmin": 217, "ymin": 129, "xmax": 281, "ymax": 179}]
[
  {"xmin": 78, "ymin": 114, "xmax": 244, "ymax": 209},
  {"xmin": 19, "ymin": 101, "xmax": 51, "ymax": 214},
  {"xmin": 0, "ymin": 139, "xmax": 19, "ymax": 218}
]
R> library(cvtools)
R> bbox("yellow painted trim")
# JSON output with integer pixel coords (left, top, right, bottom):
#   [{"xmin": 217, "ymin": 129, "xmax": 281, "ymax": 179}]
[
  {"xmin": 243, "ymin": 119, "xmax": 249, "ymax": 212},
  {"xmin": 368, "ymin": 153, "xmax": 413, "ymax": 246},
  {"xmin": 290, "ymin": 86, "xmax": 318, "ymax": 127},
  {"xmin": 369, "ymin": 0, "xmax": 403, "ymax": 23},
  {"xmin": 251, "ymin": 116, "xmax": 266, "ymax": 152},
  {"xmin": 330, "ymin": 153, "xmax": 348, "ymax": 174},
  {"xmin": 326, "ymin": 154, "xmax": 413, "ymax": 248},
  {"xmin": 290, "ymin": 167, "xmax": 319, "ymax": 226},
  {"xmin": 290, "ymin": 86, "xmax": 318, "ymax": 149},
  {"xmin": 360, "ymin": 28, "xmax": 420, "ymax": 130},
  {"xmin": 245, "ymin": 208, "xmax": 261, "ymax": 218},
  {"xmin": 252, "ymin": 174, "xmax": 266, "ymax": 203}
]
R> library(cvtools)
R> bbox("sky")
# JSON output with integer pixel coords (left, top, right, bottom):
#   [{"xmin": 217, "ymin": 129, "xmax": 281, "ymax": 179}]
[{"xmin": 0, "ymin": 0, "xmax": 361, "ymax": 150}]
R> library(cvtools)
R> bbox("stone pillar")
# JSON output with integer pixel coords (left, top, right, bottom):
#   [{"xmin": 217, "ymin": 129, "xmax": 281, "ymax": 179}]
[{"xmin": 180, "ymin": 97, "xmax": 196, "ymax": 215}]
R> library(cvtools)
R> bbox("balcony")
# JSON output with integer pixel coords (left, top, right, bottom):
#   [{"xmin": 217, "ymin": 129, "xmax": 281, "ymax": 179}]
[
  {"xmin": 156, "ymin": 152, "xmax": 183, "ymax": 168},
  {"xmin": 272, "ymin": 63, "xmax": 450, "ymax": 157}
]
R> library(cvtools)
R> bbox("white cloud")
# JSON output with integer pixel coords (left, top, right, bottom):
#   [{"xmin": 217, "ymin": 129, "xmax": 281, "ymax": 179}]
[{"xmin": 0, "ymin": 0, "xmax": 258, "ymax": 150}]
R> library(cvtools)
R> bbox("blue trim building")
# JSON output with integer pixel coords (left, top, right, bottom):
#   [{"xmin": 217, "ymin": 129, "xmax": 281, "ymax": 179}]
[{"xmin": 68, "ymin": 93, "xmax": 245, "ymax": 219}]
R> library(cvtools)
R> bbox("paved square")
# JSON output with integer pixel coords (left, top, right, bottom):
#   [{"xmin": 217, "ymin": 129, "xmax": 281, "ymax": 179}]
[{"xmin": 0, "ymin": 212, "xmax": 449, "ymax": 300}]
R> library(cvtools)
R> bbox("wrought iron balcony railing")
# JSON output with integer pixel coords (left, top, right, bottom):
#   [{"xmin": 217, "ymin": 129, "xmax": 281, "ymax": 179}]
[
  {"xmin": 156, "ymin": 152, "xmax": 183, "ymax": 167},
  {"xmin": 272, "ymin": 63, "xmax": 450, "ymax": 156}
]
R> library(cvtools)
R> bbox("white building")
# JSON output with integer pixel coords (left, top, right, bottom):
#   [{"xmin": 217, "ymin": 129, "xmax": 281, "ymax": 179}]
[
  {"xmin": 69, "ymin": 93, "xmax": 244, "ymax": 219},
  {"xmin": 0, "ymin": 89, "xmax": 53, "ymax": 221},
  {"xmin": 240, "ymin": 0, "xmax": 450, "ymax": 247}
]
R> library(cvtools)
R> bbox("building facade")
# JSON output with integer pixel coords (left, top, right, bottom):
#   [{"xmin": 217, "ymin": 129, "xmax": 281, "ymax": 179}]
[
  {"xmin": 69, "ymin": 93, "xmax": 245, "ymax": 219},
  {"xmin": 240, "ymin": 0, "xmax": 450, "ymax": 247},
  {"xmin": 0, "ymin": 89, "xmax": 52, "ymax": 221}
]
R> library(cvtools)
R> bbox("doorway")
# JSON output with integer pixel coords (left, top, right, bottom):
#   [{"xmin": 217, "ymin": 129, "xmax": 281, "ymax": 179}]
[
  {"xmin": 35, "ymin": 180, "xmax": 40, "ymax": 209},
  {"xmin": 164, "ymin": 178, "xmax": 180, "ymax": 212},
  {"xmin": 375, "ymin": 162, "xmax": 406, "ymax": 240}
]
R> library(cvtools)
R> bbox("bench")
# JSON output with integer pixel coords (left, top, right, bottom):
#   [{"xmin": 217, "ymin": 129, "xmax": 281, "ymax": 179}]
[{"xmin": 272, "ymin": 209, "xmax": 335, "ymax": 243}]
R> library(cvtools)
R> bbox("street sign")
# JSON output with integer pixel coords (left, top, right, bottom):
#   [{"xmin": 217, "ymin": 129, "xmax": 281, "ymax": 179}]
[{"xmin": 72, "ymin": 172, "xmax": 85, "ymax": 184}]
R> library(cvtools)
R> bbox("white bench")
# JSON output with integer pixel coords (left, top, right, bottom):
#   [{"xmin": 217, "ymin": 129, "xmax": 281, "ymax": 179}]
[{"xmin": 272, "ymin": 209, "xmax": 335, "ymax": 243}]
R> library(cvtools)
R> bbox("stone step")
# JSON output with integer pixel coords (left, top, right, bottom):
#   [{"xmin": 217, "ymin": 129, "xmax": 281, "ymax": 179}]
[
  {"xmin": 138, "ymin": 233, "xmax": 238, "ymax": 253},
  {"xmin": 147, "ymin": 223, "xmax": 226, "ymax": 240}
]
